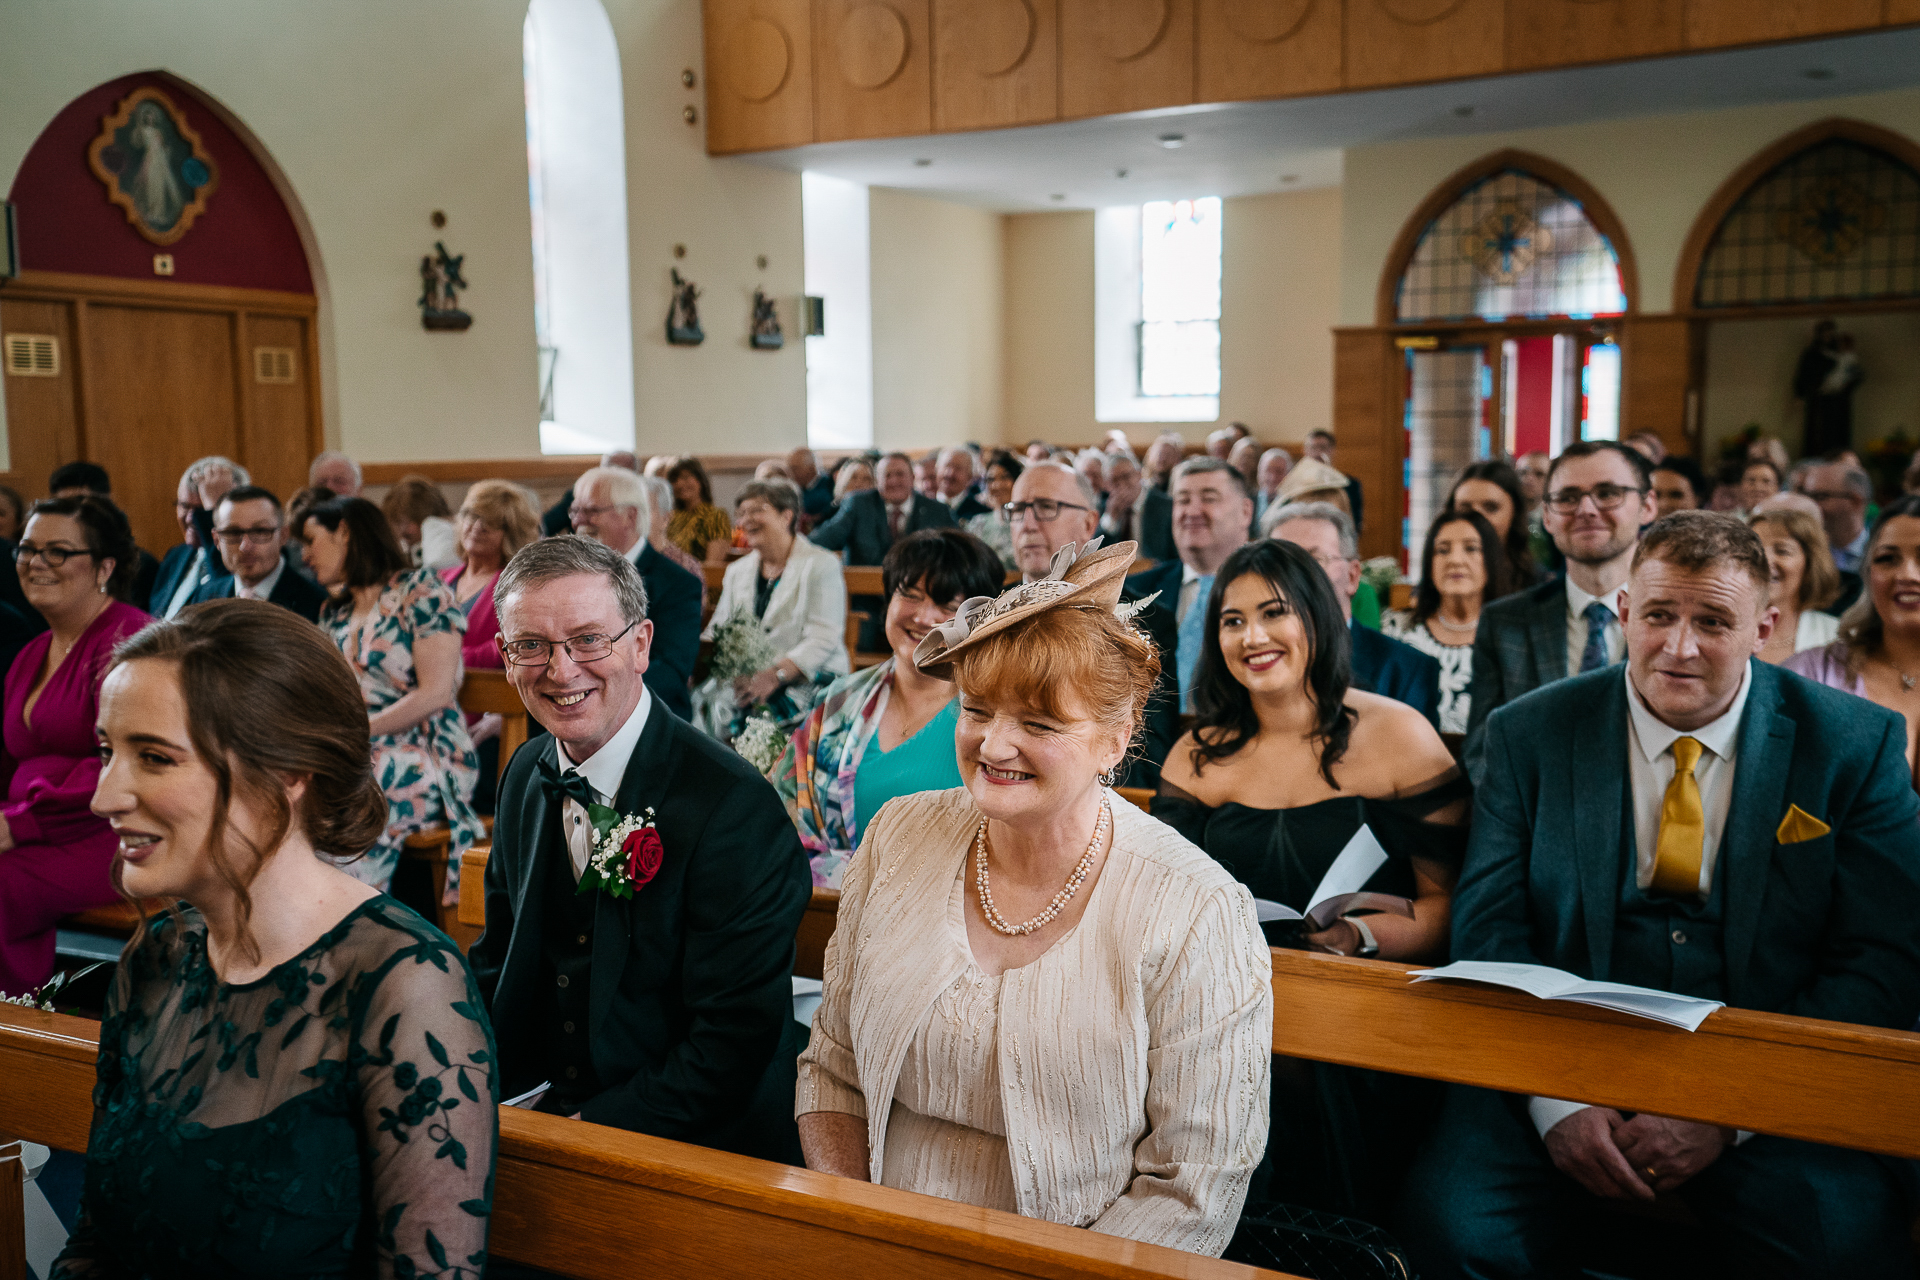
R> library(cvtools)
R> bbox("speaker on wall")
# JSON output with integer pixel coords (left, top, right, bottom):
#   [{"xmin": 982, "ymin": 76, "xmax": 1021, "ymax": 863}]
[{"xmin": 0, "ymin": 201, "xmax": 17, "ymax": 279}]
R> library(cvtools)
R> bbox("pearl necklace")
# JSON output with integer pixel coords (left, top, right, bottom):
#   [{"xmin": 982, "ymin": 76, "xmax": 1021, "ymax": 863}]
[{"xmin": 974, "ymin": 798, "xmax": 1110, "ymax": 936}]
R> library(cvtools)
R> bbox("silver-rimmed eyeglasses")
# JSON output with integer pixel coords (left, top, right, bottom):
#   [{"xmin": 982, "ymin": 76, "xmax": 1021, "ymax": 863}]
[{"xmin": 499, "ymin": 620, "xmax": 639, "ymax": 666}]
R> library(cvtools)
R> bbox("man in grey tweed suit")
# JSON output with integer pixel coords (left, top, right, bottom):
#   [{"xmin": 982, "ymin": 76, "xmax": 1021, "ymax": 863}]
[{"xmin": 1463, "ymin": 441, "xmax": 1655, "ymax": 783}]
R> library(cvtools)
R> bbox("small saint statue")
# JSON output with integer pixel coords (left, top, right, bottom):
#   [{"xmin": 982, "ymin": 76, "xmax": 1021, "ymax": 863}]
[
  {"xmin": 419, "ymin": 241, "xmax": 472, "ymax": 331},
  {"xmin": 750, "ymin": 288, "xmax": 783, "ymax": 350},
  {"xmin": 666, "ymin": 268, "xmax": 704, "ymax": 346}
]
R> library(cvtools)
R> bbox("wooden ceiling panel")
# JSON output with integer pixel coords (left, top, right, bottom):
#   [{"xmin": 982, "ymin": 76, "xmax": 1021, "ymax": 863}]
[
  {"xmin": 1506, "ymin": 0, "xmax": 1683, "ymax": 71},
  {"xmin": 1682, "ymin": 0, "xmax": 1882, "ymax": 49},
  {"xmin": 1060, "ymin": 0, "xmax": 1195, "ymax": 120},
  {"xmin": 1197, "ymin": 0, "xmax": 1342, "ymax": 102},
  {"xmin": 704, "ymin": 0, "xmax": 816, "ymax": 154},
  {"xmin": 814, "ymin": 0, "xmax": 933, "ymax": 142},
  {"xmin": 932, "ymin": 0, "xmax": 1060, "ymax": 133},
  {"xmin": 1344, "ymin": 0, "xmax": 1504, "ymax": 90}
]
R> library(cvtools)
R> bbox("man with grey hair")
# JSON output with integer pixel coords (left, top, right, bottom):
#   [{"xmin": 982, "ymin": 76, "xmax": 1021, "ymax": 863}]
[
  {"xmin": 152, "ymin": 455, "xmax": 252, "ymax": 619},
  {"xmin": 542, "ymin": 448, "xmax": 640, "ymax": 535},
  {"xmin": 307, "ymin": 449, "xmax": 362, "ymax": 497},
  {"xmin": 1144, "ymin": 432, "xmax": 1184, "ymax": 492},
  {"xmin": 1255, "ymin": 447, "xmax": 1293, "ymax": 526},
  {"xmin": 569, "ymin": 464, "xmax": 701, "ymax": 721},
  {"xmin": 1268, "ymin": 500, "xmax": 1440, "ymax": 725},
  {"xmin": 935, "ymin": 445, "xmax": 990, "ymax": 519},
  {"xmin": 471, "ymin": 534, "xmax": 811, "ymax": 1161},
  {"xmin": 1097, "ymin": 450, "xmax": 1175, "ymax": 562},
  {"xmin": 1796, "ymin": 460, "xmax": 1873, "ymax": 580},
  {"xmin": 786, "ymin": 446, "xmax": 835, "ymax": 523},
  {"xmin": 1126, "ymin": 456, "xmax": 1254, "ymax": 710}
]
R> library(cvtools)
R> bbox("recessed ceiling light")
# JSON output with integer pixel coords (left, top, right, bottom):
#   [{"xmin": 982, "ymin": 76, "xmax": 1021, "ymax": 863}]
[
  {"xmin": 1116, "ymin": 168, "xmax": 1129, "ymax": 179},
  {"xmin": 1452, "ymin": 105, "xmax": 1476, "ymax": 118},
  {"xmin": 913, "ymin": 157, "xmax": 933, "ymax": 167},
  {"xmin": 1050, "ymin": 193, "xmax": 1066, "ymax": 201},
  {"xmin": 1280, "ymin": 174, "xmax": 1299, "ymax": 184},
  {"xmin": 1803, "ymin": 68, "xmax": 1837, "ymax": 80},
  {"xmin": 1157, "ymin": 133, "xmax": 1185, "ymax": 149}
]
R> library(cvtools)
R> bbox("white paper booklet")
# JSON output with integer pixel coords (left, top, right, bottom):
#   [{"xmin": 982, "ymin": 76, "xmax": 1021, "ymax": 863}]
[
  {"xmin": 1410, "ymin": 961, "xmax": 1724, "ymax": 1031},
  {"xmin": 1252, "ymin": 824, "xmax": 1415, "ymax": 932},
  {"xmin": 503, "ymin": 1081, "xmax": 552, "ymax": 1109}
]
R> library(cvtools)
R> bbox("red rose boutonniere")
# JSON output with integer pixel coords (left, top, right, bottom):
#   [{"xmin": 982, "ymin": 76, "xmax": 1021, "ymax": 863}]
[{"xmin": 577, "ymin": 806, "xmax": 663, "ymax": 899}]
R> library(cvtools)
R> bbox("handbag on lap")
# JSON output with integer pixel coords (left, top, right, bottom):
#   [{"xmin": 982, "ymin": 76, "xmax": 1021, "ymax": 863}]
[{"xmin": 1224, "ymin": 1200, "xmax": 1416, "ymax": 1280}]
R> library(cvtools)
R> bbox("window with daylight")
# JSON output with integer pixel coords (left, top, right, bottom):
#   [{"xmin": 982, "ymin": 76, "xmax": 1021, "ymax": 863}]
[
  {"xmin": 1397, "ymin": 171, "xmax": 1625, "ymax": 323},
  {"xmin": 1694, "ymin": 139, "xmax": 1920, "ymax": 308},
  {"xmin": 1094, "ymin": 197, "xmax": 1221, "ymax": 423}
]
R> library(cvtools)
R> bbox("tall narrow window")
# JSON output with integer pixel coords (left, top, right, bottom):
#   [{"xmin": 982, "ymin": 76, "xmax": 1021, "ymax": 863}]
[
  {"xmin": 1095, "ymin": 197, "xmax": 1221, "ymax": 422},
  {"xmin": 524, "ymin": 0, "xmax": 635, "ymax": 455},
  {"xmin": 802, "ymin": 172, "xmax": 873, "ymax": 450}
]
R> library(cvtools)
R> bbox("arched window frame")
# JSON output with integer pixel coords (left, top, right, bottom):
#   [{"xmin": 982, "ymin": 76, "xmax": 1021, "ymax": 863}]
[
  {"xmin": 1674, "ymin": 118, "xmax": 1920, "ymax": 316},
  {"xmin": 1376, "ymin": 149, "xmax": 1639, "ymax": 328}
]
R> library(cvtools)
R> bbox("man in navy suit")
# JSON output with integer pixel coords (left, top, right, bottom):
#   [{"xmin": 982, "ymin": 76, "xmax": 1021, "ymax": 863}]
[
  {"xmin": 1402, "ymin": 512, "xmax": 1920, "ymax": 1280},
  {"xmin": 933, "ymin": 447, "xmax": 992, "ymax": 521},
  {"xmin": 1098, "ymin": 452, "xmax": 1176, "ymax": 564},
  {"xmin": 1268, "ymin": 501, "xmax": 1441, "ymax": 726},
  {"xmin": 150, "ymin": 456, "xmax": 249, "ymax": 620},
  {"xmin": 569, "ymin": 464, "xmax": 701, "ymax": 722},
  {"xmin": 810, "ymin": 451, "xmax": 954, "ymax": 650},
  {"xmin": 186, "ymin": 486, "xmax": 327, "ymax": 622},
  {"xmin": 1125, "ymin": 457, "xmax": 1255, "ymax": 715}
]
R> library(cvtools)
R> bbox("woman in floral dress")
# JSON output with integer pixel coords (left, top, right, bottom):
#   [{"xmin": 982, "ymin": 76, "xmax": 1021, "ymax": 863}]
[{"xmin": 299, "ymin": 497, "xmax": 483, "ymax": 897}]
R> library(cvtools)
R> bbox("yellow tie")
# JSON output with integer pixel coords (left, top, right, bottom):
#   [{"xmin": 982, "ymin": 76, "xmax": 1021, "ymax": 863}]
[{"xmin": 1651, "ymin": 736, "xmax": 1706, "ymax": 897}]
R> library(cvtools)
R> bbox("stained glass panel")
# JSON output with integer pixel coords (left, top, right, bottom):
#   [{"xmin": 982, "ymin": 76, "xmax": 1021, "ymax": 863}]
[
  {"xmin": 1397, "ymin": 171, "xmax": 1625, "ymax": 323},
  {"xmin": 1694, "ymin": 140, "xmax": 1920, "ymax": 308}
]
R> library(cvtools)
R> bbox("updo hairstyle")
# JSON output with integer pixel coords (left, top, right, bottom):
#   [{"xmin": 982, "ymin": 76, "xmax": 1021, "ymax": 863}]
[
  {"xmin": 27, "ymin": 494, "xmax": 139, "ymax": 599},
  {"xmin": 950, "ymin": 604, "xmax": 1161, "ymax": 755}
]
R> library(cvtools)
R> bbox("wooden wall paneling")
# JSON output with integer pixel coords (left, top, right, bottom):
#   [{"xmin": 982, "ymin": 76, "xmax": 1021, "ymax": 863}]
[
  {"xmin": 931, "ymin": 0, "xmax": 1059, "ymax": 133},
  {"xmin": 813, "ymin": 0, "xmax": 932, "ymax": 142},
  {"xmin": 1196, "ymin": 0, "xmax": 1342, "ymax": 102},
  {"xmin": 1619, "ymin": 314, "xmax": 1697, "ymax": 458},
  {"xmin": 1059, "ymin": 0, "xmax": 1194, "ymax": 120},
  {"xmin": 0, "ymin": 297, "xmax": 82, "ymax": 493},
  {"xmin": 704, "ymin": 0, "xmax": 816, "ymax": 154},
  {"xmin": 83, "ymin": 305, "xmax": 241, "ymax": 553},
  {"xmin": 1890, "ymin": 0, "xmax": 1920, "ymax": 24},
  {"xmin": 1344, "ymin": 0, "xmax": 1504, "ymax": 91},
  {"xmin": 1332, "ymin": 327, "xmax": 1404, "ymax": 561},
  {"xmin": 1504, "ymin": 0, "xmax": 1683, "ymax": 71},
  {"xmin": 1682, "ymin": 0, "xmax": 1882, "ymax": 49},
  {"xmin": 243, "ymin": 312, "xmax": 319, "ymax": 504}
]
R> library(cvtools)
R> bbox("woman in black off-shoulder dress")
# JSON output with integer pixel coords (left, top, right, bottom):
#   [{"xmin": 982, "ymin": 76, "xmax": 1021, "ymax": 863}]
[{"xmin": 1154, "ymin": 539, "xmax": 1468, "ymax": 1225}]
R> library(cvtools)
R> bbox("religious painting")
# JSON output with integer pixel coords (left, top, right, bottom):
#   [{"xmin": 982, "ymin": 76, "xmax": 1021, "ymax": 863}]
[{"xmin": 86, "ymin": 87, "xmax": 220, "ymax": 246}]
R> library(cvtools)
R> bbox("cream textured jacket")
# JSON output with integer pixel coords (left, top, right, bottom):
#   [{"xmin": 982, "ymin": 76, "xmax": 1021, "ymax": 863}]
[{"xmin": 795, "ymin": 787, "xmax": 1273, "ymax": 1257}]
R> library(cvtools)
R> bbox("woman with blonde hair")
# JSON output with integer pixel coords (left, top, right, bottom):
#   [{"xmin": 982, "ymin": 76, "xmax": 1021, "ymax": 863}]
[
  {"xmin": 1750, "ymin": 504, "xmax": 1842, "ymax": 663},
  {"xmin": 798, "ymin": 539, "xmax": 1272, "ymax": 1257},
  {"xmin": 444, "ymin": 479, "xmax": 541, "ymax": 670}
]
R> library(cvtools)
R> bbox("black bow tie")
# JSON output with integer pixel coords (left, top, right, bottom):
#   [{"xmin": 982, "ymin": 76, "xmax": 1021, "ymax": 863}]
[{"xmin": 536, "ymin": 755, "xmax": 597, "ymax": 809}]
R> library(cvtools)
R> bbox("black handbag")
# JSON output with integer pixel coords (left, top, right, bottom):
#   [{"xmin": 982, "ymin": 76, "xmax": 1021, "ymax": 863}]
[{"xmin": 1223, "ymin": 1200, "xmax": 1417, "ymax": 1280}]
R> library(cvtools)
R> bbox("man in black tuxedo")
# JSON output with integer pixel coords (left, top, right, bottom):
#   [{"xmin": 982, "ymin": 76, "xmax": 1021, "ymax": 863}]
[
  {"xmin": 186, "ymin": 486, "xmax": 327, "ymax": 622},
  {"xmin": 810, "ymin": 451, "xmax": 954, "ymax": 649},
  {"xmin": 469, "ymin": 535, "xmax": 811, "ymax": 1159}
]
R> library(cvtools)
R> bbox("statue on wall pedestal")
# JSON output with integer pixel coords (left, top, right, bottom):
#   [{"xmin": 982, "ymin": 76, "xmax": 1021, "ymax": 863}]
[
  {"xmin": 667, "ymin": 268, "xmax": 704, "ymax": 346},
  {"xmin": 750, "ymin": 288, "xmax": 783, "ymax": 349},
  {"xmin": 419, "ymin": 241, "xmax": 472, "ymax": 331}
]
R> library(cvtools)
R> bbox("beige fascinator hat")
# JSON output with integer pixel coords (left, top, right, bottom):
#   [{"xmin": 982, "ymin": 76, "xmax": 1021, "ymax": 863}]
[
  {"xmin": 1272, "ymin": 456, "xmax": 1351, "ymax": 506},
  {"xmin": 913, "ymin": 537, "xmax": 1157, "ymax": 680}
]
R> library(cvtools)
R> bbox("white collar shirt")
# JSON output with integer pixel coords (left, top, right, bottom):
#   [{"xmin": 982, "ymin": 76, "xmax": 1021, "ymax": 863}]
[
  {"xmin": 1624, "ymin": 659, "xmax": 1750, "ymax": 896},
  {"xmin": 552, "ymin": 686, "xmax": 653, "ymax": 880},
  {"xmin": 234, "ymin": 557, "xmax": 286, "ymax": 602},
  {"xmin": 1833, "ymin": 526, "xmax": 1869, "ymax": 573},
  {"xmin": 163, "ymin": 547, "xmax": 207, "ymax": 619},
  {"xmin": 1564, "ymin": 576, "xmax": 1628, "ymax": 675},
  {"xmin": 621, "ymin": 536, "xmax": 646, "ymax": 567}
]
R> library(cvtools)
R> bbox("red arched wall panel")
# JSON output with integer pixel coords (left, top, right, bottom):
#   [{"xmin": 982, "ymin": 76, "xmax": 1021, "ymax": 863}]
[{"xmin": 7, "ymin": 72, "xmax": 312, "ymax": 294}]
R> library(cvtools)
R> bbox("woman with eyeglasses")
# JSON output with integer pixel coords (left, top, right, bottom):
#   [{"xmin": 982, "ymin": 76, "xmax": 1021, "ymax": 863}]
[
  {"xmin": 0, "ymin": 496, "xmax": 150, "ymax": 996},
  {"xmin": 964, "ymin": 450, "xmax": 1023, "ymax": 571},
  {"xmin": 298, "ymin": 497, "xmax": 482, "ymax": 900}
]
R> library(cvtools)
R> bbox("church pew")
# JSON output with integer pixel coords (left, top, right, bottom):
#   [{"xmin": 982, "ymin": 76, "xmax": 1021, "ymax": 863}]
[{"xmin": 0, "ymin": 1005, "xmax": 1286, "ymax": 1280}]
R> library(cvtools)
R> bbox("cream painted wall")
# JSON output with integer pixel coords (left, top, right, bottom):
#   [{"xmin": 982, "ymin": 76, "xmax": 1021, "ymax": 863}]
[
  {"xmin": 1703, "ymin": 311, "xmax": 1920, "ymax": 460},
  {"xmin": 869, "ymin": 187, "xmax": 1003, "ymax": 450},
  {"xmin": 1002, "ymin": 188, "xmax": 1343, "ymax": 448},
  {"xmin": 1339, "ymin": 86, "xmax": 1920, "ymax": 324}
]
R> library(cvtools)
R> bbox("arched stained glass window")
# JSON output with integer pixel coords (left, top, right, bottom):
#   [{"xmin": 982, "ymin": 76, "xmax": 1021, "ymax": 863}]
[
  {"xmin": 1396, "ymin": 171, "xmax": 1626, "ymax": 323},
  {"xmin": 1694, "ymin": 139, "xmax": 1920, "ymax": 308}
]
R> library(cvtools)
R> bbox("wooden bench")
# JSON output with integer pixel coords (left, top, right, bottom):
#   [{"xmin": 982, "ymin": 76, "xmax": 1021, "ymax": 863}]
[{"xmin": 0, "ymin": 1005, "xmax": 1284, "ymax": 1280}]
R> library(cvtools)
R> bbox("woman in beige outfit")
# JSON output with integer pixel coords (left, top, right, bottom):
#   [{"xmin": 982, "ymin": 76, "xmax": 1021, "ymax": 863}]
[{"xmin": 795, "ymin": 540, "xmax": 1273, "ymax": 1257}]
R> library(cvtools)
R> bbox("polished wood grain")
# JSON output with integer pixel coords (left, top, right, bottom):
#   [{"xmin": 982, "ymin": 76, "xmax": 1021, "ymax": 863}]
[
  {"xmin": 932, "ymin": 0, "xmax": 1060, "ymax": 133},
  {"xmin": 1681, "ymin": 0, "xmax": 1881, "ymax": 49},
  {"xmin": 1344, "ymin": 0, "xmax": 1502, "ymax": 90},
  {"xmin": 1889, "ymin": 0, "xmax": 1920, "ymax": 24},
  {"xmin": 240, "ymin": 311, "xmax": 316, "ymax": 508},
  {"xmin": 459, "ymin": 845, "xmax": 489, "ymax": 930},
  {"xmin": 1330, "ymin": 329, "xmax": 1404, "ymax": 562},
  {"xmin": 1504, "ymin": 0, "xmax": 1683, "ymax": 71},
  {"xmin": 704, "ymin": 0, "xmax": 816, "ymax": 154},
  {"xmin": 815, "ymin": 0, "xmax": 933, "ymax": 142},
  {"xmin": 0, "ymin": 297, "xmax": 81, "ymax": 496},
  {"xmin": 1196, "ymin": 0, "xmax": 1341, "ymax": 102},
  {"xmin": 1059, "ymin": 0, "xmax": 1194, "ymax": 119},
  {"xmin": 1618, "ymin": 314, "xmax": 1697, "ymax": 458},
  {"xmin": 462, "ymin": 669, "xmax": 531, "ymax": 786},
  {"xmin": 794, "ymin": 887, "xmax": 840, "ymax": 980},
  {"xmin": 843, "ymin": 564, "xmax": 885, "ymax": 595}
]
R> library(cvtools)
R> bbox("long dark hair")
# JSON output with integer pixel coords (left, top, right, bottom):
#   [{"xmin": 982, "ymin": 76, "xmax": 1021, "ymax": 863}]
[
  {"xmin": 1189, "ymin": 539, "xmax": 1356, "ymax": 788},
  {"xmin": 299, "ymin": 496, "xmax": 408, "ymax": 597},
  {"xmin": 666, "ymin": 456, "xmax": 715, "ymax": 508},
  {"xmin": 1412, "ymin": 508, "xmax": 1508, "ymax": 625},
  {"xmin": 1840, "ymin": 493, "xmax": 1920, "ymax": 661},
  {"xmin": 1448, "ymin": 460, "xmax": 1538, "ymax": 586}
]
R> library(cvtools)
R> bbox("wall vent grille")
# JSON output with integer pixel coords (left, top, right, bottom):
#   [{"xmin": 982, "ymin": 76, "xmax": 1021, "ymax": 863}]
[
  {"xmin": 3, "ymin": 333, "xmax": 59, "ymax": 378},
  {"xmin": 254, "ymin": 346, "xmax": 297, "ymax": 384}
]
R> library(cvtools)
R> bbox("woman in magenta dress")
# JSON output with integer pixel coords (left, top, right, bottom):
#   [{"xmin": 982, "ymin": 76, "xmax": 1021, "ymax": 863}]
[{"xmin": 1, "ymin": 495, "xmax": 150, "ymax": 996}]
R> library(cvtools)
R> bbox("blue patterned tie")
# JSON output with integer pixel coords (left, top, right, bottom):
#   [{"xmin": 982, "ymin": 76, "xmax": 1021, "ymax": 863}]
[
  {"xmin": 1177, "ymin": 574, "xmax": 1214, "ymax": 712},
  {"xmin": 1579, "ymin": 599, "xmax": 1614, "ymax": 673}
]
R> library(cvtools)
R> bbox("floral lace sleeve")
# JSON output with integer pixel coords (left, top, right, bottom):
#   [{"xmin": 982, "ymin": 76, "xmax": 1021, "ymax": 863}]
[{"xmin": 351, "ymin": 925, "xmax": 498, "ymax": 1280}]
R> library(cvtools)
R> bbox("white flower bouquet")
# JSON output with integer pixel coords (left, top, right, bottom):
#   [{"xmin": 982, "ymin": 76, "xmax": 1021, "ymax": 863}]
[{"xmin": 709, "ymin": 614, "xmax": 779, "ymax": 684}]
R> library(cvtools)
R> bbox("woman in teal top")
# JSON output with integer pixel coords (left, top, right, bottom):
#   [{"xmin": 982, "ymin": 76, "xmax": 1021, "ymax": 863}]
[
  {"xmin": 57, "ymin": 600, "xmax": 496, "ymax": 1280},
  {"xmin": 772, "ymin": 528, "xmax": 1005, "ymax": 888}
]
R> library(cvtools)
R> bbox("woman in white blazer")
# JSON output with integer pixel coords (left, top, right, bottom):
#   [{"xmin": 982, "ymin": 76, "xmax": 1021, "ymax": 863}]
[
  {"xmin": 693, "ymin": 479, "xmax": 849, "ymax": 741},
  {"xmin": 795, "ymin": 540, "xmax": 1272, "ymax": 1257}
]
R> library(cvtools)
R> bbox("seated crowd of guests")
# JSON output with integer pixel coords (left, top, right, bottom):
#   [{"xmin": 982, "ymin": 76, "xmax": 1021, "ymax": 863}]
[{"xmin": 9, "ymin": 428, "xmax": 1920, "ymax": 1279}]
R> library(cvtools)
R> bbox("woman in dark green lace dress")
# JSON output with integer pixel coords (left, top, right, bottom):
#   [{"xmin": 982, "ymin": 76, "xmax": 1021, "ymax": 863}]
[
  {"xmin": 1154, "ymin": 540, "xmax": 1467, "ymax": 1226},
  {"xmin": 54, "ymin": 598, "xmax": 497, "ymax": 1279}
]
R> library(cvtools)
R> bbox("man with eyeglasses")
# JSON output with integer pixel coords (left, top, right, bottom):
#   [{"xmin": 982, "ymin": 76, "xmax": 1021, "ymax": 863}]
[
  {"xmin": 149, "ymin": 456, "xmax": 250, "ymax": 621},
  {"xmin": 1795, "ymin": 461, "xmax": 1872, "ymax": 578},
  {"xmin": 1462, "ymin": 440, "xmax": 1657, "ymax": 784},
  {"xmin": 185, "ymin": 486, "xmax": 326, "ymax": 622},
  {"xmin": 471, "ymin": 535, "xmax": 811, "ymax": 1164}
]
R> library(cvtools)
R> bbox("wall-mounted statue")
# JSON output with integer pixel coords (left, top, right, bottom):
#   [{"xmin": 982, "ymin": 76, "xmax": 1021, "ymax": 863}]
[
  {"xmin": 419, "ymin": 241, "xmax": 472, "ymax": 331},
  {"xmin": 750, "ymin": 288, "xmax": 783, "ymax": 349},
  {"xmin": 667, "ymin": 268, "xmax": 704, "ymax": 345}
]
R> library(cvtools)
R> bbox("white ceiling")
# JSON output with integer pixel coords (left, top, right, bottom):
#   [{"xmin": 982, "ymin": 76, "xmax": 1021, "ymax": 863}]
[{"xmin": 739, "ymin": 26, "xmax": 1920, "ymax": 211}]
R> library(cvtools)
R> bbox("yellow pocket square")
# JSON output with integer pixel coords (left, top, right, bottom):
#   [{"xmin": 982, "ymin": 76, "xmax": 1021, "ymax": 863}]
[{"xmin": 1776, "ymin": 805, "xmax": 1831, "ymax": 844}]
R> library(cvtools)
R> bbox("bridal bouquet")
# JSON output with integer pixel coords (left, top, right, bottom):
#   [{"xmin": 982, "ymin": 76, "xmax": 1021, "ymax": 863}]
[
  {"xmin": 709, "ymin": 614, "xmax": 779, "ymax": 684},
  {"xmin": 733, "ymin": 714, "xmax": 785, "ymax": 776}
]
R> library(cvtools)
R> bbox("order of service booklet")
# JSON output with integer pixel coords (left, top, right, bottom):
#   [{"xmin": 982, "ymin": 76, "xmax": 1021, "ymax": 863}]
[
  {"xmin": 1251, "ymin": 824, "xmax": 1416, "ymax": 932},
  {"xmin": 1409, "ymin": 961, "xmax": 1724, "ymax": 1031}
]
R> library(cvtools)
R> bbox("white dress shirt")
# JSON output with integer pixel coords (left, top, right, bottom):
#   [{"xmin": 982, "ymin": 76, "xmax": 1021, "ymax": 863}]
[
  {"xmin": 1564, "ymin": 576, "xmax": 1627, "ymax": 675},
  {"xmin": 234, "ymin": 557, "xmax": 286, "ymax": 602},
  {"xmin": 1832, "ymin": 526, "xmax": 1868, "ymax": 574},
  {"xmin": 163, "ymin": 547, "xmax": 207, "ymax": 619},
  {"xmin": 1529, "ymin": 662, "xmax": 1754, "ymax": 1140},
  {"xmin": 552, "ymin": 687, "xmax": 652, "ymax": 881}
]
